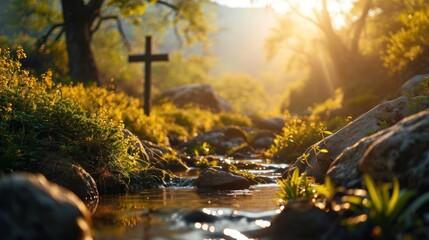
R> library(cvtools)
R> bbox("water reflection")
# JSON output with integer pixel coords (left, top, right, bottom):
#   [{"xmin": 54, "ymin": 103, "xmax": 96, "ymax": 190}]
[{"xmin": 93, "ymin": 185, "xmax": 279, "ymax": 239}]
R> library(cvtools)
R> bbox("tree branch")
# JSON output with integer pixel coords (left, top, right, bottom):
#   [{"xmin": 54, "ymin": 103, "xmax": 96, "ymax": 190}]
[
  {"xmin": 54, "ymin": 28, "xmax": 65, "ymax": 42},
  {"xmin": 90, "ymin": 15, "xmax": 131, "ymax": 50},
  {"xmin": 351, "ymin": 0, "xmax": 372, "ymax": 54},
  {"xmin": 37, "ymin": 23, "xmax": 64, "ymax": 50},
  {"xmin": 86, "ymin": 0, "xmax": 104, "ymax": 26},
  {"xmin": 156, "ymin": 0, "xmax": 178, "ymax": 11},
  {"xmin": 320, "ymin": 0, "xmax": 334, "ymax": 34},
  {"xmin": 285, "ymin": 0, "xmax": 323, "ymax": 30}
]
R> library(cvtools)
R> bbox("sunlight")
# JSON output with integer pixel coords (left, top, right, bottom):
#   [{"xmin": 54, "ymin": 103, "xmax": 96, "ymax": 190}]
[{"xmin": 213, "ymin": 0, "xmax": 354, "ymax": 27}]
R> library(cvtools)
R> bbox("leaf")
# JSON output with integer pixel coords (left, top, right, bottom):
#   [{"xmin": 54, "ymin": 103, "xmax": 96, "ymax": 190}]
[
  {"xmin": 291, "ymin": 168, "xmax": 299, "ymax": 183},
  {"xmin": 398, "ymin": 192, "xmax": 429, "ymax": 223},
  {"xmin": 364, "ymin": 174, "xmax": 383, "ymax": 213},
  {"xmin": 343, "ymin": 195, "xmax": 365, "ymax": 206},
  {"xmin": 319, "ymin": 148, "xmax": 329, "ymax": 153},
  {"xmin": 387, "ymin": 178, "xmax": 400, "ymax": 215},
  {"xmin": 323, "ymin": 130, "xmax": 333, "ymax": 135}
]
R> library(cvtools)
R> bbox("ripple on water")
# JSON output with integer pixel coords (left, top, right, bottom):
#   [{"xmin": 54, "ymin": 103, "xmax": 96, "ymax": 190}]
[{"xmin": 93, "ymin": 184, "xmax": 280, "ymax": 239}]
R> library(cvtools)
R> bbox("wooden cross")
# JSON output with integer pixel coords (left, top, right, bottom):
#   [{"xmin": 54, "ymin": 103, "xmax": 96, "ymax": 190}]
[{"xmin": 129, "ymin": 36, "xmax": 168, "ymax": 116}]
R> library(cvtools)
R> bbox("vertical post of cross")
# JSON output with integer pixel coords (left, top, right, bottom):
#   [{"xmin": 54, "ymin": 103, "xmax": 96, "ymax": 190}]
[{"xmin": 129, "ymin": 36, "xmax": 169, "ymax": 116}]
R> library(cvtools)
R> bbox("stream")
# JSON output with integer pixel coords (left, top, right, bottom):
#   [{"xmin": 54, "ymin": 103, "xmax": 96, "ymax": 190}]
[{"xmin": 93, "ymin": 159, "xmax": 286, "ymax": 240}]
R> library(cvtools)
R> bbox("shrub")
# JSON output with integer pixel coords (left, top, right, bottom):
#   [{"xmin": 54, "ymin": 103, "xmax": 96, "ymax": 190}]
[
  {"xmin": 60, "ymin": 84, "xmax": 169, "ymax": 144},
  {"xmin": 265, "ymin": 114, "xmax": 326, "ymax": 163},
  {"xmin": 0, "ymin": 48, "xmax": 144, "ymax": 181}
]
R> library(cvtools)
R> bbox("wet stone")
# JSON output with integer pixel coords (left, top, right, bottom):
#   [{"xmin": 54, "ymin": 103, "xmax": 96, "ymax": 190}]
[{"xmin": 194, "ymin": 167, "xmax": 250, "ymax": 192}]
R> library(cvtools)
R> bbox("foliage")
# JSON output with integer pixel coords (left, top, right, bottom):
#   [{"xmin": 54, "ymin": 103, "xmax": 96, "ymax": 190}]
[
  {"xmin": 2, "ymin": 0, "xmax": 62, "ymax": 36},
  {"xmin": 152, "ymin": 51, "xmax": 214, "ymax": 94},
  {"xmin": 0, "ymin": 48, "xmax": 145, "ymax": 180},
  {"xmin": 211, "ymin": 72, "xmax": 270, "ymax": 114},
  {"xmin": 309, "ymin": 88, "xmax": 343, "ymax": 117},
  {"xmin": 154, "ymin": 103, "xmax": 216, "ymax": 138},
  {"xmin": 0, "ymin": 0, "xmax": 216, "ymax": 85},
  {"xmin": 60, "ymin": 83, "xmax": 169, "ymax": 144},
  {"xmin": 0, "ymin": 0, "xmax": 68, "ymax": 78},
  {"xmin": 277, "ymin": 168, "xmax": 316, "ymax": 204},
  {"xmin": 217, "ymin": 112, "xmax": 251, "ymax": 127},
  {"xmin": 265, "ymin": 113, "xmax": 334, "ymax": 163},
  {"xmin": 91, "ymin": 28, "xmax": 141, "ymax": 90},
  {"xmin": 191, "ymin": 142, "xmax": 213, "ymax": 157},
  {"xmin": 277, "ymin": 170, "xmax": 429, "ymax": 238},
  {"xmin": 225, "ymin": 163, "xmax": 256, "ymax": 183},
  {"xmin": 419, "ymin": 76, "xmax": 429, "ymax": 96},
  {"xmin": 268, "ymin": 0, "xmax": 429, "ymax": 116},
  {"xmin": 342, "ymin": 175, "xmax": 429, "ymax": 238},
  {"xmin": 378, "ymin": 2, "xmax": 429, "ymax": 74}
]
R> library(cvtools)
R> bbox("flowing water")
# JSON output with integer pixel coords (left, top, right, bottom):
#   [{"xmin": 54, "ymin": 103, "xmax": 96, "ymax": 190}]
[{"xmin": 93, "ymin": 159, "xmax": 286, "ymax": 240}]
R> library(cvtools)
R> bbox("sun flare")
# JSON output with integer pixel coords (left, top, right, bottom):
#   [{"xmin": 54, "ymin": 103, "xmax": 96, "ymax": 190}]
[{"xmin": 213, "ymin": 0, "xmax": 352, "ymax": 27}]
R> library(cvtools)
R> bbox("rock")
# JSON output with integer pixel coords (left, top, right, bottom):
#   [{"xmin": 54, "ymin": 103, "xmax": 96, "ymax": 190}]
[
  {"xmin": 328, "ymin": 111, "xmax": 429, "ymax": 192},
  {"xmin": 130, "ymin": 167, "xmax": 173, "ymax": 190},
  {"xmin": 97, "ymin": 173, "xmax": 128, "ymax": 195},
  {"xmin": 194, "ymin": 168, "xmax": 250, "ymax": 191},
  {"xmin": 142, "ymin": 140, "xmax": 188, "ymax": 171},
  {"xmin": 182, "ymin": 209, "xmax": 219, "ymax": 223},
  {"xmin": 0, "ymin": 173, "xmax": 93, "ymax": 240},
  {"xmin": 180, "ymin": 127, "xmax": 251, "ymax": 156},
  {"xmin": 227, "ymin": 144, "xmax": 255, "ymax": 158},
  {"xmin": 268, "ymin": 203, "xmax": 342, "ymax": 240},
  {"xmin": 252, "ymin": 117, "xmax": 285, "ymax": 132},
  {"xmin": 37, "ymin": 160, "xmax": 99, "ymax": 212},
  {"xmin": 327, "ymin": 135, "xmax": 381, "ymax": 188},
  {"xmin": 399, "ymin": 73, "xmax": 429, "ymax": 97},
  {"xmin": 251, "ymin": 136, "xmax": 274, "ymax": 149},
  {"xmin": 359, "ymin": 111, "xmax": 429, "ymax": 192},
  {"xmin": 155, "ymin": 84, "xmax": 232, "ymax": 112},
  {"xmin": 250, "ymin": 130, "xmax": 276, "ymax": 149},
  {"xmin": 286, "ymin": 96, "xmax": 429, "ymax": 181}
]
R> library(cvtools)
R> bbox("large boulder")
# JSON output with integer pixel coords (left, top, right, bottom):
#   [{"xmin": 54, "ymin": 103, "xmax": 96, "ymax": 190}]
[
  {"xmin": 326, "ymin": 134, "xmax": 380, "ymax": 188},
  {"xmin": 328, "ymin": 111, "xmax": 429, "ymax": 192},
  {"xmin": 398, "ymin": 73, "xmax": 429, "ymax": 97},
  {"xmin": 37, "ymin": 160, "xmax": 99, "ymax": 212},
  {"xmin": 194, "ymin": 167, "xmax": 250, "ymax": 191},
  {"xmin": 286, "ymin": 96, "xmax": 429, "ymax": 181},
  {"xmin": 155, "ymin": 84, "xmax": 232, "ymax": 112},
  {"xmin": 0, "ymin": 173, "xmax": 93, "ymax": 240}
]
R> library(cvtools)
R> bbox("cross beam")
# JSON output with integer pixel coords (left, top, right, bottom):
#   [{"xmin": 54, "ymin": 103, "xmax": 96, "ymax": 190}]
[{"xmin": 129, "ymin": 36, "xmax": 168, "ymax": 116}]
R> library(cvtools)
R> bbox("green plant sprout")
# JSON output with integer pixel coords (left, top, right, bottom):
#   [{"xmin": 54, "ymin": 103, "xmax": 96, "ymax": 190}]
[
  {"xmin": 342, "ymin": 174, "xmax": 429, "ymax": 238},
  {"xmin": 314, "ymin": 175, "xmax": 337, "ymax": 203},
  {"xmin": 192, "ymin": 142, "xmax": 212, "ymax": 156},
  {"xmin": 277, "ymin": 168, "xmax": 316, "ymax": 204},
  {"xmin": 300, "ymin": 128, "xmax": 332, "ymax": 166}
]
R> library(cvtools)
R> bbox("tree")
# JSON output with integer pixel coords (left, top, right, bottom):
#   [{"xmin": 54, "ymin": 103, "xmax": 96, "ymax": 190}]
[
  {"xmin": 39, "ymin": 0, "xmax": 213, "ymax": 85},
  {"xmin": 268, "ymin": 0, "xmax": 429, "ymax": 115}
]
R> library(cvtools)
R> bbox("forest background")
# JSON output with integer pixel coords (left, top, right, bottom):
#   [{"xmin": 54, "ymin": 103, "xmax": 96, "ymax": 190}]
[{"xmin": 1, "ymin": 0, "xmax": 428, "ymax": 117}]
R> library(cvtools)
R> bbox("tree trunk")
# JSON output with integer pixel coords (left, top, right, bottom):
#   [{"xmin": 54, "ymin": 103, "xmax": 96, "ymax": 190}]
[{"xmin": 61, "ymin": 0, "xmax": 100, "ymax": 85}]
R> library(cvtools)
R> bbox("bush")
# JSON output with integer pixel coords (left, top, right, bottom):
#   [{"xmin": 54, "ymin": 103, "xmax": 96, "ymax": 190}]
[
  {"xmin": 0, "ymin": 48, "xmax": 145, "ymax": 181},
  {"xmin": 60, "ymin": 84, "xmax": 169, "ymax": 144},
  {"xmin": 265, "ymin": 114, "xmax": 325, "ymax": 163}
]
